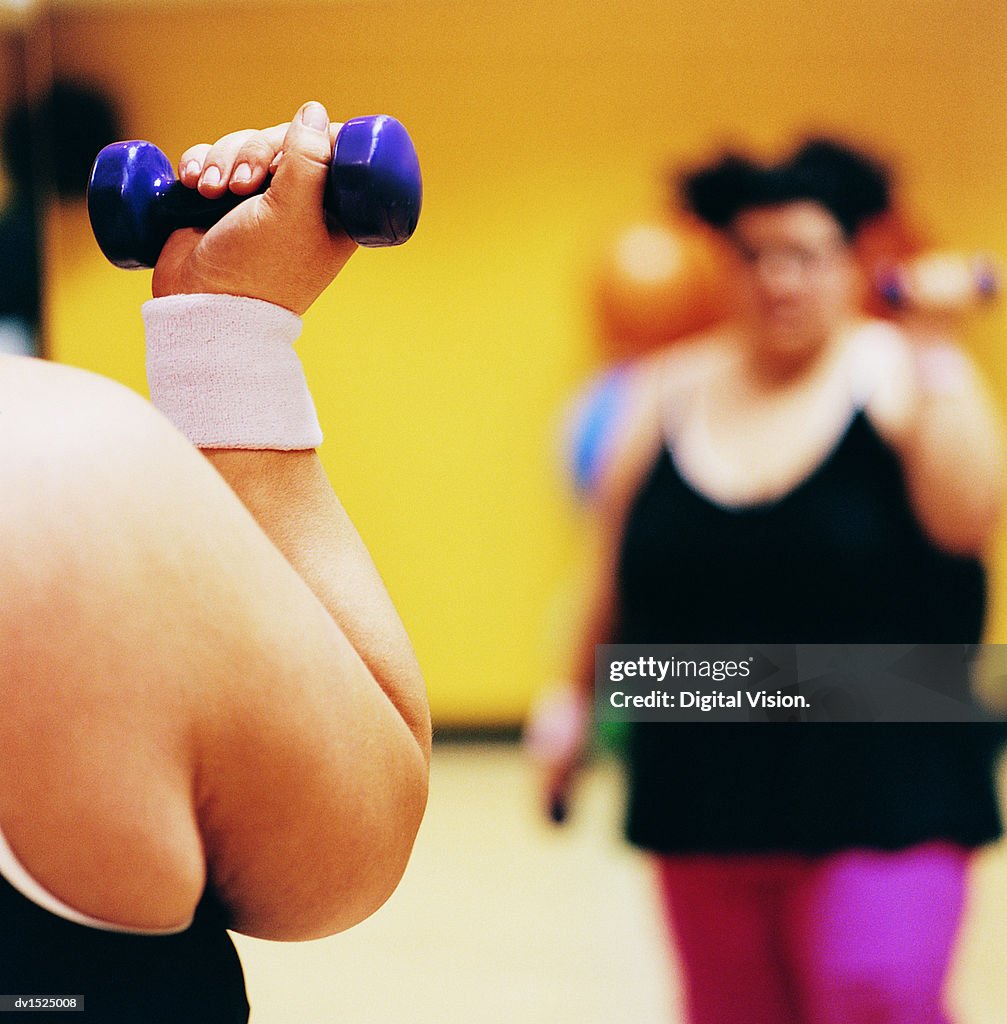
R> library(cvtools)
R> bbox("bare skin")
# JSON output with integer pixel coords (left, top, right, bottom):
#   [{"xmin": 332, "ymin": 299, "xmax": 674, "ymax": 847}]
[{"xmin": 0, "ymin": 102, "xmax": 430, "ymax": 941}]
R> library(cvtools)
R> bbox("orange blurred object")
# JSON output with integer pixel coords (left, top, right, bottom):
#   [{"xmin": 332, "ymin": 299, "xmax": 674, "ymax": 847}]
[{"xmin": 593, "ymin": 220, "xmax": 728, "ymax": 360}]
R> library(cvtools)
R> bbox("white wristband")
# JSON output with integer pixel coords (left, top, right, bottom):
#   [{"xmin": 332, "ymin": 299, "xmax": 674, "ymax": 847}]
[{"xmin": 142, "ymin": 293, "xmax": 323, "ymax": 450}]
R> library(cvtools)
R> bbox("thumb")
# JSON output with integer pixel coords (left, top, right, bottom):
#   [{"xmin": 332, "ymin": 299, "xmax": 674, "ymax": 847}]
[{"xmin": 269, "ymin": 101, "xmax": 333, "ymax": 218}]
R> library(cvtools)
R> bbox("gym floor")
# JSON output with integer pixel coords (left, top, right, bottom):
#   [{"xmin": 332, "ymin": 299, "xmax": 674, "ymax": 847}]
[{"xmin": 233, "ymin": 740, "xmax": 1007, "ymax": 1024}]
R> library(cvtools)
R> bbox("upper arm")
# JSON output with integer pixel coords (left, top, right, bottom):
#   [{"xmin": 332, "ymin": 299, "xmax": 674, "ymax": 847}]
[
  {"xmin": 859, "ymin": 325, "xmax": 1006, "ymax": 555},
  {"xmin": 561, "ymin": 356, "xmax": 677, "ymax": 684},
  {"xmin": 0, "ymin": 357, "xmax": 426, "ymax": 939}
]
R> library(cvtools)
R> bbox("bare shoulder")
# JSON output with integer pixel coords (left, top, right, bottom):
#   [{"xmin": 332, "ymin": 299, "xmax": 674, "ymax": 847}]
[
  {"xmin": 626, "ymin": 329, "xmax": 734, "ymax": 436},
  {"xmin": 0, "ymin": 355, "xmax": 249, "ymax": 670},
  {"xmin": 641, "ymin": 329, "xmax": 735, "ymax": 392},
  {"xmin": 845, "ymin": 318, "xmax": 991, "ymax": 438},
  {"xmin": 0, "ymin": 356, "xmax": 222, "ymax": 630},
  {"xmin": 0, "ymin": 356, "xmax": 246, "ymax": 929},
  {"xmin": 0, "ymin": 355, "xmax": 196, "ymax": 481},
  {"xmin": 591, "ymin": 331, "xmax": 732, "ymax": 510},
  {"xmin": 844, "ymin": 318, "xmax": 915, "ymax": 385},
  {"xmin": 1, "ymin": 351, "xmax": 154, "ymax": 414}
]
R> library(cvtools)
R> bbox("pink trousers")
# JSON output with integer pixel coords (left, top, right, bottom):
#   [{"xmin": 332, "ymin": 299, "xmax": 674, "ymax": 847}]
[{"xmin": 656, "ymin": 842, "xmax": 972, "ymax": 1024}]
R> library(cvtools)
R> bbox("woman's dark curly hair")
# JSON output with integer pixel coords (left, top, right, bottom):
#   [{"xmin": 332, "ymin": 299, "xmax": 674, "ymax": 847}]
[{"xmin": 678, "ymin": 138, "xmax": 892, "ymax": 240}]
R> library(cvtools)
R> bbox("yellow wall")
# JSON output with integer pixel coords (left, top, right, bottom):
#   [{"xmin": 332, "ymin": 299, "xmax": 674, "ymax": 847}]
[{"xmin": 28, "ymin": 0, "xmax": 1007, "ymax": 725}]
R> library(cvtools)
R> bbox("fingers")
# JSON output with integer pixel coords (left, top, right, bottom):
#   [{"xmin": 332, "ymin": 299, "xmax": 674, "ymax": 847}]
[
  {"xmin": 179, "ymin": 126, "xmax": 288, "ymax": 197},
  {"xmin": 177, "ymin": 110, "xmax": 344, "ymax": 203},
  {"xmin": 178, "ymin": 145, "xmax": 211, "ymax": 187}
]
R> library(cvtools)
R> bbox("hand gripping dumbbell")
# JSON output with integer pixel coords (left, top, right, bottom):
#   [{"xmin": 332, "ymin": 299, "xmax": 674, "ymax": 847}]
[
  {"xmin": 87, "ymin": 114, "xmax": 422, "ymax": 269},
  {"xmin": 875, "ymin": 251, "xmax": 1000, "ymax": 315}
]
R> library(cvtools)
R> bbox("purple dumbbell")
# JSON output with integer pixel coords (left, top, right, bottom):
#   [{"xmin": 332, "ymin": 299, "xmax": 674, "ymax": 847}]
[
  {"xmin": 87, "ymin": 114, "xmax": 422, "ymax": 269},
  {"xmin": 875, "ymin": 253, "xmax": 1001, "ymax": 311}
]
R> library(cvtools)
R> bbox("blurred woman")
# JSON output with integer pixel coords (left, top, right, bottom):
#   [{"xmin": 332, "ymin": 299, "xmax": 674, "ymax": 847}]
[{"xmin": 534, "ymin": 139, "xmax": 1005, "ymax": 1023}]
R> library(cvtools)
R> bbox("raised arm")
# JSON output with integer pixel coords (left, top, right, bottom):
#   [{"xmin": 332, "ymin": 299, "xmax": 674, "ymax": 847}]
[
  {"xmin": 1, "ymin": 102, "xmax": 429, "ymax": 943},
  {"xmin": 894, "ymin": 344, "xmax": 1004, "ymax": 556},
  {"xmin": 151, "ymin": 101, "xmax": 431, "ymax": 938},
  {"xmin": 867, "ymin": 255, "xmax": 1006, "ymax": 557}
]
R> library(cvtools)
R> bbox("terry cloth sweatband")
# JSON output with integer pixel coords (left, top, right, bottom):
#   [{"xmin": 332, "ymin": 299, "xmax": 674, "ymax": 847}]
[{"xmin": 142, "ymin": 293, "xmax": 323, "ymax": 450}]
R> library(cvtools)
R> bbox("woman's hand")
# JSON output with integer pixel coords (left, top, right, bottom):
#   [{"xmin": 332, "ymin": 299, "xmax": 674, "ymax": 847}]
[
  {"xmin": 152, "ymin": 101, "xmax": 357, "ymax": 315},
  {"xmin": 525, "ymin": 684, "xmax": 594, "ymax": 824},
  {"xmin": 880, "ymin": 250, "xmax": 1000, "ymax": 342}
]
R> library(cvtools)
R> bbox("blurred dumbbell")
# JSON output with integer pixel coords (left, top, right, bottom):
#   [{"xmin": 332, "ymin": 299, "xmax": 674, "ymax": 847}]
[
  {"xmin": 87, "ymin": 114, "xmax": 422, "ymax": 269},
  {"xmin": 876, "ymin": 251, "xmax": 1000, "ymax": 316}
]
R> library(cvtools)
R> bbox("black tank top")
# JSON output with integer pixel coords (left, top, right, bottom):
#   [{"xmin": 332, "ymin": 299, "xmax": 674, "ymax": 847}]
[
  {"xmin": 0, "ymin": 880, "xmax": 249, "ymax": 1022},
  {"xmin": 616, "ymin": 410, "xmax": 1005, "ymax": 854}
]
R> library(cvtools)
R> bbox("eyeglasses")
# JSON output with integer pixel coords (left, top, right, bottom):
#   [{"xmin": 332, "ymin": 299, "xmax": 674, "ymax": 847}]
[{"xmin": 730, "ymin": 237, "xmax": 848, "ymax": 277}]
